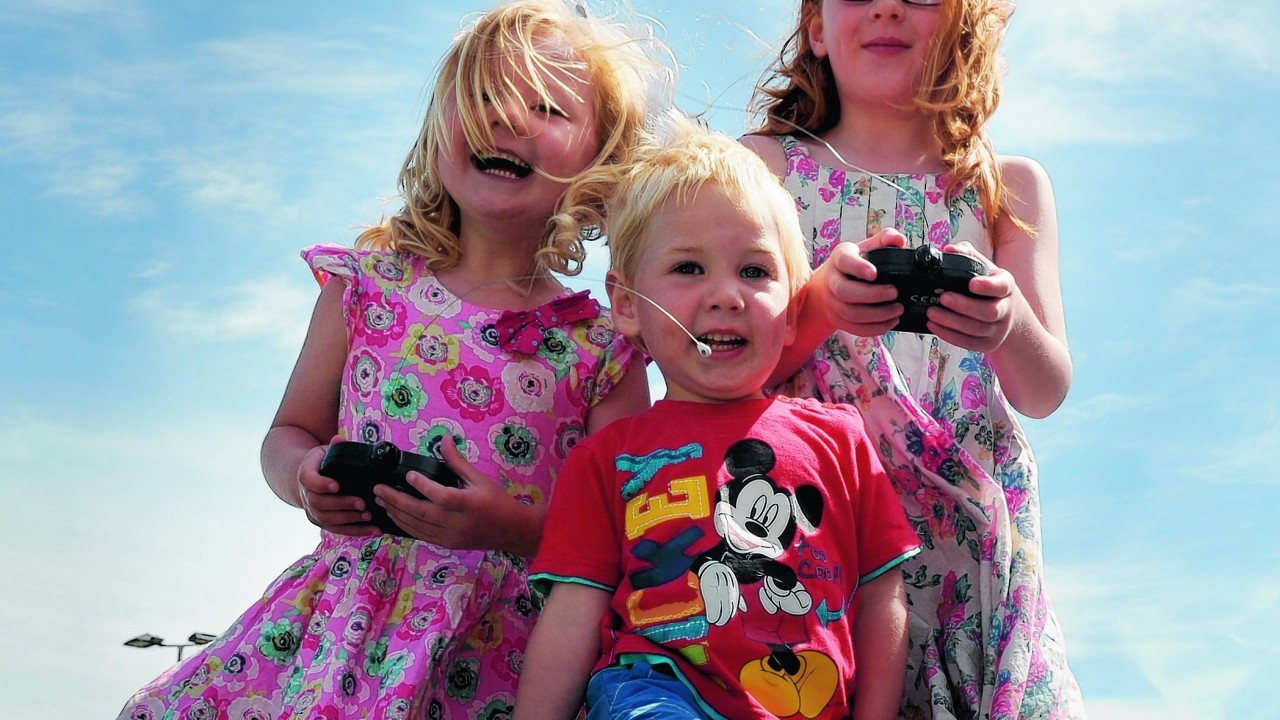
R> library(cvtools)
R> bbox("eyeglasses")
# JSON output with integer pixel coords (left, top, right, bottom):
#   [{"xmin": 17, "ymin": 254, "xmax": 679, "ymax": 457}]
[{"xmin": 842, "ymin": 0, "xmax": 943, "ymax": 6}]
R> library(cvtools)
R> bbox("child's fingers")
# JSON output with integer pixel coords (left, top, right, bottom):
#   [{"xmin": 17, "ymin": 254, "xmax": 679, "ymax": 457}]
[
  {"xmin": 942, "ymin": 240, "xmax": 991, "ymax": 267},
  {"xmin": 307, "ymin": 488, "xmax": 367, "ymax": 513},
  {"xmin": 861, "ymin": 228, "xmax": 908, "ymax": 251}
]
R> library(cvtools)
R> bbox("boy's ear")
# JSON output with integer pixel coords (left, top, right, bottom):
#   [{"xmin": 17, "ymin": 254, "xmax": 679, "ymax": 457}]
[
  {"xmin": 606, "ymin": 269, "xmax": 643, "ymax": 340},
  {"xmin": 783, "ymin": 292, "xmax": 801, "ymax": 347}
]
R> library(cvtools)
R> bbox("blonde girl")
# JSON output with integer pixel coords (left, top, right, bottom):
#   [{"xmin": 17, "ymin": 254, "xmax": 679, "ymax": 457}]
[{"xmin": 117, "ymin": 1, "xmax": 671, "ymax": 717}]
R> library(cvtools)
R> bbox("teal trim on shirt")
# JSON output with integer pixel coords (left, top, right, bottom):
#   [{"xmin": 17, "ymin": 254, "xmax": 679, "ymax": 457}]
[
  {"xmin": 528, "ymin": 572, "xmax": 614, "ymax": 597},
  {"xmin": 859, "ymin": 546, "xmax": 923, "ymax": 584}
]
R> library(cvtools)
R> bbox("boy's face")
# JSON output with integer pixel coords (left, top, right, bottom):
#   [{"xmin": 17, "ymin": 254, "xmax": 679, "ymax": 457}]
[{"xmin": 609, "ymin": 182, "xmax": 798, "ymax": 404}]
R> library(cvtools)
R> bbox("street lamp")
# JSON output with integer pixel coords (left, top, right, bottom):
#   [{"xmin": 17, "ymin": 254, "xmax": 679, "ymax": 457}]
[{"xmin": 123, "ymin": 632, "xmax": 217, "ymax": 662}]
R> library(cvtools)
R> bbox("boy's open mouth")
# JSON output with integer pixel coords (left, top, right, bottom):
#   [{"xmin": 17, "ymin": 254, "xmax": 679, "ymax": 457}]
[
  {"xmin": 473, "ymin": 152, "xmax": 533, "ymax": 179},
  {"xmin": 697, "ymin": 333, "xmax": 746, "ymax": 352}
]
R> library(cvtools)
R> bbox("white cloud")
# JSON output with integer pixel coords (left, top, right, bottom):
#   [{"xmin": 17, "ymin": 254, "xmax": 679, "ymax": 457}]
[
  {"xmin": 192, "ymin": 35, "xmax": 414, "ymax": 99},
  {"xmin": 1084, "ymin": 700, "xmax": 1210, "ymax": 720},
  {"xmin": 1051, "ymin": 555, "xmax": 1279, "ymax": 719},
  {"xmin": 131, "ymin": 275, "xmax": 315, "ymax": 350},
  {"xmin": 0, "ymin": 107, "xmax": 78, "ymax": 158},
  {"xmin": 1014, "ymin": 1, "xmax": 1279, "ymax": 83},
  {"xmin": 46, "ymin": 150, "xmax": 150, "ymax": 218},
  {"xmin": 994, "ymin": 0, "xmax": 1279, "ymax": 149},
  {"xmin": 167, "ymin": 147, "xmax": 283, "ymax": 215},
  {"xmin": 0, "ymin": 406, "xmax": 319, "ymax": 719}
]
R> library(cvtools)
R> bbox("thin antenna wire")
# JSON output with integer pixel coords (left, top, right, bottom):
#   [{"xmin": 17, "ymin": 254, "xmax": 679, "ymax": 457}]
[{"xmin": 770, "ymin": 117, "xmax": 914, "ymax": 197}]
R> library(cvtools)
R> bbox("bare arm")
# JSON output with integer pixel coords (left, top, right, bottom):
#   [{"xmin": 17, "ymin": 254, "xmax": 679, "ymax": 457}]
[
  {"xmin": 515, "ymin": 582, "xmax": 611, "ymax": 720},
  {"xmin": 586, "ymin": 360, "xmax": 651, "ymax": 434},
  {"xmin": 741, "ymin": 134, "xmax": 904, "ymax": 387},
  {"xmin": 260, "ymin": 281, "xmax": 374, "ymax": 530},
  {"xmin": 931, "ymin": 156, "xmax": 1071, "ymax": 417},
  {"xmin": 851, "ymin": 570, "xmax": 908, "ymax": 720}
]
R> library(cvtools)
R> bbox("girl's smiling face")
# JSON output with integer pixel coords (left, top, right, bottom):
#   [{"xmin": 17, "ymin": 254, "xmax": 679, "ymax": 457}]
[
  {"xmin": 437, "ymin": 33, "xmax": 601, "ymax": 232},
  {"xmin": 610, "ymin": 183, "xmax": 798, "ymax": 404},
  {"xmin": 807, "ymin": 0, "xmax": 945, "ymax": 108}
]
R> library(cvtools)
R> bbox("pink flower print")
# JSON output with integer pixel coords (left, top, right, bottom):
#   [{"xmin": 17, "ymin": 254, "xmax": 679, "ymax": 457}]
[
  {"xmin": 370, "ymin": 256, "xmax": 409, "ymax": 285},
  {"xmin": 575, "ymin": 321, "xmax": 614, "ymax": 351},
  {"xmin": 795, "ymin": 154, "xmax": 820, "ymax": 182},
  {"xmin": 828, "ymin": 168, "xmax": 846, "ymax": 191},
  {"xmin": 406, "ymin": 277, "xmax": 457, "ymax": 318},
  {"xmin": 554, "ymin": 418, "xmax": 586, "ymax": 460},
  {"xmin": 441, "ymin": 364, "xmax": 505, "ymax": 422},
  {"xmin": 398, "ymin": 324, "xmax": 460, "ymax": 376},
  {"xmin": 818, "ymin": 217, "xmax": 842, "ymax": 244},
  {"xmin": 889, "ymin": 466, "xmax": 922, "ymax": 495},
  {"xmin": 928, "ymin": 219, "xmax": 950, "ymax": 246},
  {"xmin": 818, "ymin": 185, "xmax": 836, "ymax": 204},
  {"xmin": 1005, "ymin": 483, "xmax": 1028, "ymax": 518},
  {"xmin": 812, "ymin": 242, "xmax": 832, "ymax": 267},
  {"xmin": 357, "ymin": 295, "xmax": 404, "ymax": 348},
  {"xmin": 937, "ymin": 571, "xmax": 971, "ymax": 630},
  {"xmin": 349, "ymin": 350, "xmax": 382, "ymax": 400},
  {"xmin": 227, "ymin": 696, "xmax": 275, "ymax": 720},
  {"xmin": 502, "ymin": 360, "xmax": 554, "ymax": 414},
  {"xmin": 961, "ymin": 374, "xmax": 987, "ymax": 410},
  {"xmin": 925, "ymin": 189, "xmax": 943, "ymax": 204},
  {"xmin": 492, "ymin": 648, "xmax": 523, "ymax": 686},
  {"xmin": 918, "ymin": 426, "xmax": 951, "ymax": 473},
  {"xmin": 921, "ymin": 487, "xmax": 958, "ymax": 542},
  {"xmin": 489, "ymin": 418, "xmax": 542, "ymax": 476}
]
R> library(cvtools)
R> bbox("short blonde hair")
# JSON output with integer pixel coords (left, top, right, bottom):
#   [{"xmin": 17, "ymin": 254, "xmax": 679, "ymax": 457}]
[
  {"xmin": 358, "ymin": 0, "xmax": 673, "ymax": 274},
  {"xmin": 557, "ymin": 114, "xmax": 812, "ymax": 297}
]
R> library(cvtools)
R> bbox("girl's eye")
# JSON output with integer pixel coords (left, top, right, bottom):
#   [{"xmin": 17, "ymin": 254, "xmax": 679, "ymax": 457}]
[
  {"xmin": 741, "ymin": 265, "xmax": 770, "ymax": 280},
  {"xmin": 535, "ymin": 103, "xmax": 565, "ymax": 118},
  {"xmin": 673, "ymin": 261, "xmax": 703, "ymax": 275}
]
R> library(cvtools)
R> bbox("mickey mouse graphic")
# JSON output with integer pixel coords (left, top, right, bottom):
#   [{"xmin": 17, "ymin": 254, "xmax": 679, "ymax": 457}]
[{"xmin": 691, "ymin": 439, "xmax": 838, "ymax": 718}]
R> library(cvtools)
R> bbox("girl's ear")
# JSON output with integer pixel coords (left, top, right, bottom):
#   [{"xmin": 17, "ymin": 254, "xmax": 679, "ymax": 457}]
[
  {"xmin": 606, "ymin": 269, "xmax": 643, "ymax": 340},
  {"xmin": 807, "ymin": 12, "xmax": 829, "ymax": 59}
]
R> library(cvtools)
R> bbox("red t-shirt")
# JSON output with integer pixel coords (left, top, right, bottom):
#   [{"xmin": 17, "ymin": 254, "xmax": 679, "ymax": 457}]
[{"xmin": 532, "ymin": 396, "xmax": 922, "ymax": 719}]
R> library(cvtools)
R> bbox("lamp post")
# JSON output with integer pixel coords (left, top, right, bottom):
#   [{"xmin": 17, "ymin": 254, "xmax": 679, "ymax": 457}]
[{"xmin": 123, "ymin": 632, "xmax": 217, "ymax": 662}]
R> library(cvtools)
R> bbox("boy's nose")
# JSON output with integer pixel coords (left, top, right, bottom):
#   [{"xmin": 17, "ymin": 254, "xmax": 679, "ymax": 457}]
[{"xmin": 706, "ymin": 280, "xmax": 746, "ymax": 312}]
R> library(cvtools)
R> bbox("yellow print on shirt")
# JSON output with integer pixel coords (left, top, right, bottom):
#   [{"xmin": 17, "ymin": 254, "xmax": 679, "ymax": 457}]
[{"xmin": 625, "ymin": 476, "xmax": 711, "ymax": 540}]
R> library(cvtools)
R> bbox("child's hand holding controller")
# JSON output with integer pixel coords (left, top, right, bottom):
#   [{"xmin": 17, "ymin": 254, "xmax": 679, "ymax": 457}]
[
  {"xmin": 373, "ymin": 438, "xmax": 545, "ymax": 557},
  {"xmin": 810, "ymin": 228, "xmax": 909, "ymax": 337},
  {"xmin": 924, "ymin": 242, "xmax": 1018, "ymax": 353},
  {"xmin": 298, "ymin": 436, "xmax": 379, "ymax": 536}
]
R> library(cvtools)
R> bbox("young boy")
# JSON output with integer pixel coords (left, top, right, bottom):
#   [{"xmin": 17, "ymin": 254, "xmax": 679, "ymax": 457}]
[{"xmin": 515, "ymin": 121, "xmax": 921, "ymax": 720}]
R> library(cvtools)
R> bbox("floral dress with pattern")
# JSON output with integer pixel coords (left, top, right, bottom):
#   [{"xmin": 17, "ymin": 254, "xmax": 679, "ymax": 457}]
[
  {"xmin": 772, "ymin": 136, "xmax": 1085, "ymax": 720},
  {"xmin": 117, "ymin": 243, "xmax": 639, "ymax": 720}
]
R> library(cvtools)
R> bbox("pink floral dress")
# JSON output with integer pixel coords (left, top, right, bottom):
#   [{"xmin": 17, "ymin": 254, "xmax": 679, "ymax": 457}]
[
  {"xmin": 773, "ymin": 136, "xmax": 1085, "ymax": 719},
  {"xmin": 117, "ymin": 243, "xmax": 639, "ymax": 720}
]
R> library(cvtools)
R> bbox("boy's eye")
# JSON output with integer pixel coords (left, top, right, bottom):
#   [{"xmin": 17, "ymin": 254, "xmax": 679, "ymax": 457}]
[{"xmin": 673, "ymin": 261, "xmax": 703, "ymax": 275}]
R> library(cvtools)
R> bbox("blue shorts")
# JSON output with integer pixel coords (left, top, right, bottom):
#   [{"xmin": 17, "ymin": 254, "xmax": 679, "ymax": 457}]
[{"xmin": 585, "ymin": 661, "xmax": 710, "ymax": 720}]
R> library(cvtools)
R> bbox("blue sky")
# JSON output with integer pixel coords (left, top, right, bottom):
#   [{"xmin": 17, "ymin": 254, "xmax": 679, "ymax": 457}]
[{"xmin": 2, "ymin": 1, "xmax": 1278, "ymax": 718}]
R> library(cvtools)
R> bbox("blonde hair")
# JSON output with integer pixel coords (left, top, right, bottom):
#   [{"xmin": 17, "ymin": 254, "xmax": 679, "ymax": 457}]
[
  {"xmin": 555, "ymin": 114, "xmax": 812, "ymax": 297},
  {"xmin": 749, "ymin": 0, "xmax": 1026, "ymax": 240},
  {"xmin": 356, "ymin": 0, "xmax": 672, "ymax": 275}
]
